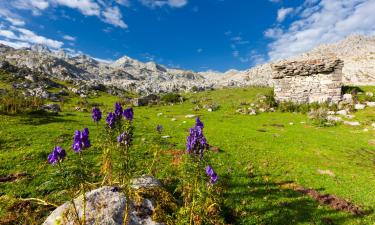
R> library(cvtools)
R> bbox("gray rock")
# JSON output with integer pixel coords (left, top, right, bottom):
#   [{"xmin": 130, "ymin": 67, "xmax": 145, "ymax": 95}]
[
  {"xmin": 343, "ymin": 121, "xmax": 360, "ymax": 126},
  {"xmin": 44, "ymin": 176, "xmax": 165, "ymax": 225},
  {"xmin": 41, "ymin": 104, "xmax": 61, "ymax": 113}
]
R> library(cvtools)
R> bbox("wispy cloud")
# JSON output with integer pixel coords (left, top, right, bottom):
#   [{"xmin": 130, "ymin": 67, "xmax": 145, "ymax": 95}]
[
  {"xmin": 139, "ymin": 0, "xmax": 188, "ymax": 8},
  {"xmin": 266, "ymin": 0, "xmax": 375, "ymax": 61},
  {"xmin": 277, "ymin": 7, "xmax": 293, "ymax": 22},
  {"xmin": 0, "ymin": 26, "xmax": 63, "ymax": 49},
  {"xmin": 63, "ymin": 34, "xmax": 76, "ymax": 41}
]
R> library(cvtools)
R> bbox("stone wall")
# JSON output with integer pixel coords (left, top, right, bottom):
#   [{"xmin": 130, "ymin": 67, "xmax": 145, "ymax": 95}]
[{"xmin": 271, "ymin": 58, "xmax": 344, "ymax": 104}]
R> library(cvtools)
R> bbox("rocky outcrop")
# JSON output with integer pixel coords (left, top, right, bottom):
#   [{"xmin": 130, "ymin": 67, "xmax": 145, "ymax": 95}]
[{"xmin": 272, "ymin": 58, "xmax": 344, "ymax": 103}]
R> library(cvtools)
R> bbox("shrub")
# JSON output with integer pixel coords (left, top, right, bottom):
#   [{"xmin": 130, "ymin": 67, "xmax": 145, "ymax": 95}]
[
  {"xmin": 0, "ymin": 90, "xmax": 44, "ymax": 114},
  {"xmin": 161, "ymin": 93, "xmax": 184, "ymax": 103}
]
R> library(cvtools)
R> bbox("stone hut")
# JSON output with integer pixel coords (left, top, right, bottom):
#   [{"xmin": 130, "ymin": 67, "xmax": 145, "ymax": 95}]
[{"xmin": 271, "ymin": 58, "xmax": 344, "ymax": 104}]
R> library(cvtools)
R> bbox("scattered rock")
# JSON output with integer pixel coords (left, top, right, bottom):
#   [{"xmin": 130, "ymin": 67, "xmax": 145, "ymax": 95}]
[
  {"xmin": 327, "ymin": 116, "xmax": 342, "ymax": 122},
  {"xmin": 41, "ymin": 104, "xmax": 61, "ymax": 113},
  {"xmin": 336, "ymin": 110, "xmax": 348, "ymax": 116},
  {"xmin": 354, "ymin": 104, "xmax": 366, "ymax": 110},
  {"xmin": 342, "ymin": 94, "xmax": 353, "ymax": 104},
  {"xmin": 343, "ymin": 121, "xmax": 360, "ymax": 126}
]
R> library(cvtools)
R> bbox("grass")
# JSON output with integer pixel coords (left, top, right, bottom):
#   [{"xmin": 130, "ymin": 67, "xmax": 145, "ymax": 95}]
[{"xmin": 0, "ymin": 86, "xmax": 375, "ymax": 224}]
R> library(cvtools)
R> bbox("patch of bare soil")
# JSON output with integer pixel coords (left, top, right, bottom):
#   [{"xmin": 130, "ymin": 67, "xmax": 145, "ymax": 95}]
[
  {"xmin": 0, "ymin": 172, "xmax": 28, "ymax": 183},
  {"xmin": 280, "ymin": 183, "xmax": 368, "ymax": 216}
]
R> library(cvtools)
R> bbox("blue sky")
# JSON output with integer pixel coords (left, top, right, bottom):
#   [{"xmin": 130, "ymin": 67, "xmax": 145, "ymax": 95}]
[{"xmin": 0, "ymin": 0, "xmax": 375, "ymax": 72}]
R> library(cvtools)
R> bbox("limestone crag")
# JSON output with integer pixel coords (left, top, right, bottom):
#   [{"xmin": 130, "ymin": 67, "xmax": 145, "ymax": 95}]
[{"xmin": 272, "ymin": 58, "xmax": 343, "ymax": 104}]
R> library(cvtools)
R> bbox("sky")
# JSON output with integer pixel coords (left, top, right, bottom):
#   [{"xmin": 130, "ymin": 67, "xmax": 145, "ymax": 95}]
[{"xmin": 0, "ymin": 0, "xmax": 375, "ymax": 72}]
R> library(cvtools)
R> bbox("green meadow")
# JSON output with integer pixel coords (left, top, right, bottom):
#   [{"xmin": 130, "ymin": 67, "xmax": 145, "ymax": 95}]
[{"xmin": 1, "ymin": 86, "xmax": 375, "ymax": 224}]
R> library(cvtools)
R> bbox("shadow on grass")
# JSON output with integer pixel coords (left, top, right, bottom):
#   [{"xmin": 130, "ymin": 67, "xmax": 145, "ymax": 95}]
[
  {"xmin": 223, "ymin": 173, "xmax": 360, "ymax": 225},
  {"xmin": 16, "ymin": 112, "xmax": 77, "ymax": 125}
]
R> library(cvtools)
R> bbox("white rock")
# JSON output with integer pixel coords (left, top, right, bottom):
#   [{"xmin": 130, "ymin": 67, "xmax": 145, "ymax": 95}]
[
  {"xmin": 336, "ymin": 109, "xmax": 348, "ymax": 116},
  {"xmin": 354, "ymin": 104, "xmax": 366, "ymax": 110},
  {"xmin": 343, "ymin": 121, "xmax": 360, "ymax": 126},
  {"xmin": 259, "ymin": 108, "xmax": 265, "ymax": 112},
  {"xmin": 327, "ymin": 115, "xmax": 342, "ymax": 122},
  {"xmin": 185, "ymin": 114, "xmax": 196, "ymax": 118},
  {"xmin": 289, "ymin": 122, "xmax": 294, "ymax": 125},
  {"xmin": 161, "ymin": 135, "xmax": 170, "ymax": 139},
  {"xmin": 131, "ymin": 175, "xmax": 162, "ymax": 190},
  {"xmin": 207, "ymin": 108, "xmax": 213, "ymax": 112},
  {"xmin": 171, "ymin": 118, "xmax": 177, "ymax": 121},
  {"xmin": 366, "ymin": 102, "xmax": 375, "ymax": 107},
  {"xmin": 342, "ymin": 94, "xmax": 353, "ymax": 104}
]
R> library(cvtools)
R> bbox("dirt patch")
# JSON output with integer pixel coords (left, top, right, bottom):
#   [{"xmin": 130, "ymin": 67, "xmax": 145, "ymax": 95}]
[
  {"xmin": 0, "ymin": 172, "xmax": 28, "ymax": 183},
  {"xmin": 280, "ymin": 182, "xmax": 368, "ymax": 216}
]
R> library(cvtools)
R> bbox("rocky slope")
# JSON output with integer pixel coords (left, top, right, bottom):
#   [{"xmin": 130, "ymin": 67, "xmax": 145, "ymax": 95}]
[{"xmin": 0, "ymin": 44, "xmax": 212, "ymax": 95}]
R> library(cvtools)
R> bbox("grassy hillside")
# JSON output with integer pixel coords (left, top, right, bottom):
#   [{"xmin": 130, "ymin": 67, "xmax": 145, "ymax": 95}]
[{"xmin": 0, "ymin": 87, "xmax": 374, "ymax": 224}]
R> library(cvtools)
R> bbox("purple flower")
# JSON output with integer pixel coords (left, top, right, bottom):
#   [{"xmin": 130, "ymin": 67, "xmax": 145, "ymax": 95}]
[
  {"xmin": 156, "ymin": 125, "xmax": 163, "ymax": 133},
  {"xmin": 123, "ymin": 107, "xmax": 134, "ymax": 121},
  {"xmin": 81, "ymin": 128, "xmax": 90, "ymax": 148},
  {"xmin": 196, "ymin": 117, "xmax": 204, "ymax": 128},
  {"xmin": 72, "ymin": 128, "xmax": 90, "ymax": 153},
  {"xmin": 48, "ymin": 146, "xmax": 66, "ymax": 164},
  {"xmin": 114, "ymin": 103, "xmax": 123, "ymax": 117},
  {"xmin": 92, "ymin": 107, "xmax": 102, "ymax": 122},
  {"xmin": 186, "ymin": 119, "xmax": 208, "ymax": 157},
  {"xmin": 117, "ymin": 132, "xmax": 130, "ymax": 145},
  {"xmin": 106, "ymin": 112, "xmax": 116, "ymax": 129},
  {"xmin": 205, "ymin": 166, "xmax": 218, "ymax": 184}
]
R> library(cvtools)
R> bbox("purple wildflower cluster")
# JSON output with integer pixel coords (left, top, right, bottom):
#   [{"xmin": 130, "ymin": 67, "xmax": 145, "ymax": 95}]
[
  {"xmin": 72, "ymin": 128, "xmax": 91, "ymax": 153},
  {"xmin": 156, "ymin": 124, "xmax": 163, "ymax": 133},
  {"xmin": 105, "ymin": 103, "xmax": 134, "ymax": 129},
  {"xmin": 48, "ymin": 146, "xmax": 66, "ymax": 164},
  {"xmin": 123, "ymin": 107, "xmax": 134, "ymax": 121},
  {"xmin": 117, "ymin": 132, "xmax": 131, "ymax": 145},
  {"xmin": 92, "ymin": 107, "xmax": 102, "ymax": 122},
  {"xmin": 205, "ymin": 166, "xmax": 218, "ymax": 184},
  {"xmin": 114, "ymin": 102, "xmax": 123, "ymax": 117},
  {"xmin": 186, "ymin": 117, "xmax": 208, "ymax": 157}
]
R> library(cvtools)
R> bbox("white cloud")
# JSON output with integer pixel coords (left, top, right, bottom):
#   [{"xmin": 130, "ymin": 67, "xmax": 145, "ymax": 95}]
[
  {"xmin": 0, "ymin": 26, "xmax": 63, "ymax": 49},
  {"xmin": 63, "ymin": 35, "xmax": 76, "ymax": 41},
  {"xmin": 52, "ymin": 0, "xmax": 100, "ymax": 16},
  {"xmin": 0, "ymin": 8, "xmax": 26, "ymax": 26},
  {"xmin": 115, "ymin": 0, "xmax": 131, "ymax": 7},
  {"xmin": 197, "ymin": 48, "xmax": 203, "ymax": 53},
  {"xmin": 101, "ymin": 6, "xmax": 128, "ymax": 28},
  {"xmin": 139, "ymin": 0, "xmax": 188, "ymax": 8},
  {"xmin": 6, "ymin": 0, "xmax": 127, "ymax": 29},
  {"xmin": 267, "ymin": 0, "xmax": 375, "ymax": 61},
  {"xmin": 277, "ymin": 7, "xmax": 293, "ymax": 22},
  {"xmin": 264, "ymin": 27, "xmax": 283, "ymax": 39}
]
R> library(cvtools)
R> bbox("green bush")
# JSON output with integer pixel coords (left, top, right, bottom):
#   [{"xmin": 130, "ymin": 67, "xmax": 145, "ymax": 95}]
[
  {"xmin": 161, "ymin": 93, "xmax": 184, "ymax": 103},
  {"xmin": 0, "ymin": 90, "xmax": 44, "ymax": 114}
]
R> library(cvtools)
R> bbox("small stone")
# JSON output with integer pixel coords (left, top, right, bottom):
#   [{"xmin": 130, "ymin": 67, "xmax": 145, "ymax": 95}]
[
  {"xmin": 366, "ymin": 102, "xmax": 375, "ymax": 107},
  {"xmin": 289, "ymin": 122, "xmax": 294, "ymax": 125},
  {"xmin": 343, "ymin": 121, "xmax": 360, "ymax": 126},
  {"xmin": 161, "ymin": 135, "xmax": 170, "ymax": 139},
  {"xmin": 342, "ymin": 94, "xmax": 353, "ymax": 104},
  {"xmin": 336, "ymin": 110, "xmax": 348, "ymax": 116},
  {"xmin": 207, "ymin": 108, "xmax": 213, "ymax": 112},
  {"xmin": 185, "ymin": 114, "xmax": 195, "ymax": 118},
  {"xmin": 354, "ymin": 104, "xmax": 366, "ymax": 110},
  {"xmin": 171, "ymin": 118, "xmax": 177, "ymax": 121},
  {"xmin": 327, "ymin": 115, "xmax": 342, "ymax": 122}
]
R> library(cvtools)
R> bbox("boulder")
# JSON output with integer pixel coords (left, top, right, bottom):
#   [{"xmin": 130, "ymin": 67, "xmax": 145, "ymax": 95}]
[{"xmin": 44, "ymin": 176, "xmax": 171, "ymax": 225}]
